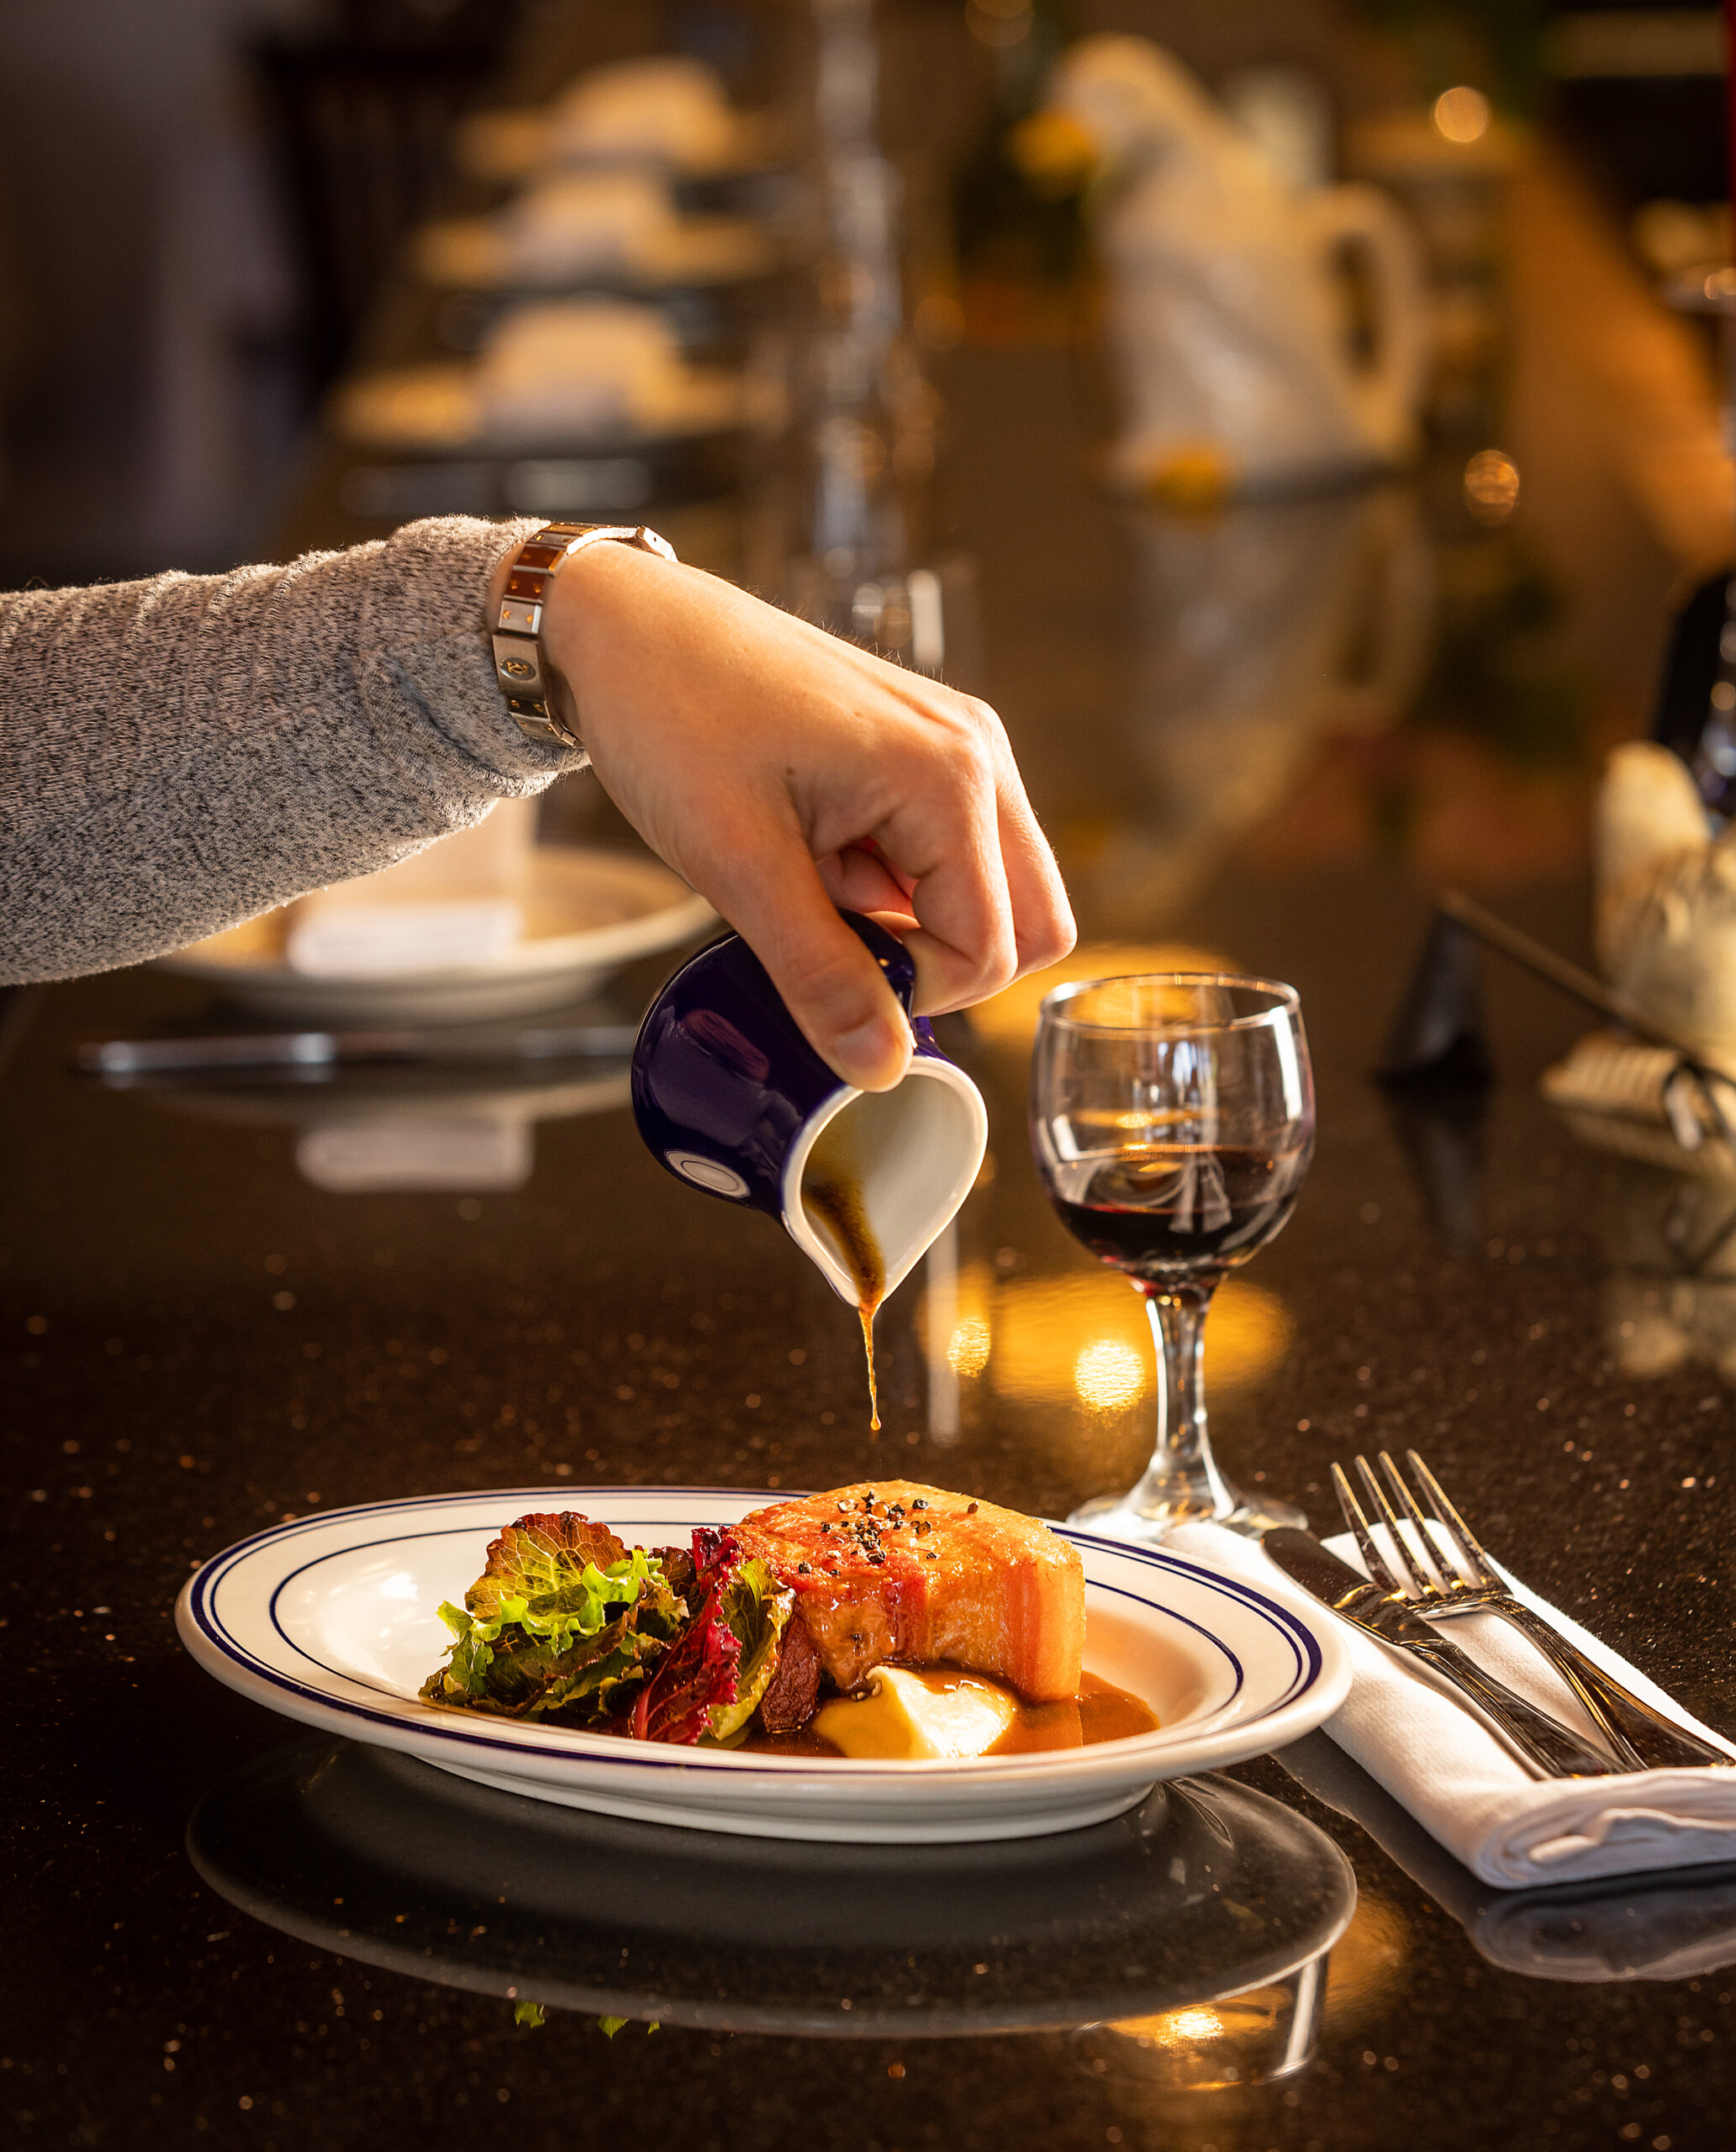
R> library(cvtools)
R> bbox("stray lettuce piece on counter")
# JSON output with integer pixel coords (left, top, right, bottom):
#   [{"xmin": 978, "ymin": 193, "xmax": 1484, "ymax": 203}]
[
  {"xmin": 634, "ymin": 1533, "xmax": 793, "ymax": 1747},
  {"xmin": 514, "ymin": 2002, "xmax": 546, "ymax": 2029},
  {"xmin": 420, "ymin": 1511, "xmax": 687, "ymax": 1724}
]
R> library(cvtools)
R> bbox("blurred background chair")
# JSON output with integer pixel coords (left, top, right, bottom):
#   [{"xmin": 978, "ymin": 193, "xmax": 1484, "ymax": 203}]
[{"xmin": 250, "ymin": 1, "xmax": 522, "ymax": 400}]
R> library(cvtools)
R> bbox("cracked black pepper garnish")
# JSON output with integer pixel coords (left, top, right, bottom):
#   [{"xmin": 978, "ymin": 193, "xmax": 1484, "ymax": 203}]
[
  {"xmin": 912, "ymin": 1499, "xmax": 928, "ymax": 1511},
  {"xmin": 915, "ymin": 1519, "xmax": 931, "ymax": 1537},
  {"xmin": 967, "ymin": 1501, "xmax": 979, "ymax": 1514},
  {"xmin": 797, "ymin": 1561, "xmax": 811, "ymax": 1574}
]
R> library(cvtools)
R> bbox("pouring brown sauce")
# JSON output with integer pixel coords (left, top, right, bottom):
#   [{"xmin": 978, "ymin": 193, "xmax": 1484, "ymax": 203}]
[
  {"xmin": 741, "ymin": 1669, "xmax": 1158, "ymax": 1758},
  {"xmin": 801, "ymin": 1116, "xmax": 885, "ymax": 1431}
]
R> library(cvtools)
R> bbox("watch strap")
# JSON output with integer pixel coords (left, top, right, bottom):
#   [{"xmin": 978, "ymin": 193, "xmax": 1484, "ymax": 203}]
[{"xmin": 491, "ymin": 521, "xmax": 677, "ymax": 753}]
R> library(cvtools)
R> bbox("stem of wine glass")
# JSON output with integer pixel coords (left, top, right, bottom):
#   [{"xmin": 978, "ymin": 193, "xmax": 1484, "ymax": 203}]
[{"xmin": 1127, "ymin": 1283, "xmax": 1237, "ymax": 1524}]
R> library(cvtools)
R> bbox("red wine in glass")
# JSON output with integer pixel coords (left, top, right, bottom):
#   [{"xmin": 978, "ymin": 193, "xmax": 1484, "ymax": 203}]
[
  {"xmin": 1049, "ymin": 1142, "xmax": 1309, "ymax": 1285},
  {"xmin": 1032, "ymin": 975, "xmax": 1314, "ymax": 1541}
]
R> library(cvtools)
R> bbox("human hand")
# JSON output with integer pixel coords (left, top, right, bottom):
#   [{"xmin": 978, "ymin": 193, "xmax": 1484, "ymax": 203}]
[{"xmin": 509, "ymin": 541, "xmax": 1074, "ymax": 1090}]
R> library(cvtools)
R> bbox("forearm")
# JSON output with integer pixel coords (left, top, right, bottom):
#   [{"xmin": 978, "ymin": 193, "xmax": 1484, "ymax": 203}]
[{"xmin": 0, "ymin": 514, "xmax": 572, "ymax": 984}]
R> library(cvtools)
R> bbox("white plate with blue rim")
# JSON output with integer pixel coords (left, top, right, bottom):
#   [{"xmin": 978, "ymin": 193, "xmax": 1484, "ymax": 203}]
[{"xmin": 176, "ymin": 1487, "xmax": 1350, "ymax": 1843}]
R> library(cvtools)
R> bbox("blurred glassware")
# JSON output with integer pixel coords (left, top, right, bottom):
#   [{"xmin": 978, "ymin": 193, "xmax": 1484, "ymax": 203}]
[
  {"xmin": 1031, "ymin": 974, "xmax": 1315, "ymax": 1539},
  {"xmin": 766, "ymin": 0, "xmax": 973, "ymax": 676},
  {"xmin": 1345, "ymin": 103, "xmax": 1525, "ymax": 450},
  {"xmin": 1030, "ymin": 37, "xmax": 1427, "ymax": 503},
  {"xmin": 1221, "ymin": 66, "xmax": 1334, "ymax": 194},
  {"xmin": 1079, "ymin": 487, "xmax": 1429, "ymax": 930}
]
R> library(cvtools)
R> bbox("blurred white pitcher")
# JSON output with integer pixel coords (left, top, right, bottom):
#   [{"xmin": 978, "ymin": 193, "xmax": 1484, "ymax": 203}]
[{"xmin": 1037, "ymin": 37, "xmax": 1427, "ymax": 501}]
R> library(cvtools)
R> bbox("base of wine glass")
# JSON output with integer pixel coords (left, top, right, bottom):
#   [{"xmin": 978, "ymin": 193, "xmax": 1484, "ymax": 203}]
[{"xmin": 1068, "ymin": 1481, "xmax": 1306, "ymax": 1546}]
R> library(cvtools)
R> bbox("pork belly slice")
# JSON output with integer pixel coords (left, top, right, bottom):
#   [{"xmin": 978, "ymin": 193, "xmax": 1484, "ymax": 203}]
[{"xmin": 735, "ymin": 1480, "xmax": 1084, "ymax": 1703}]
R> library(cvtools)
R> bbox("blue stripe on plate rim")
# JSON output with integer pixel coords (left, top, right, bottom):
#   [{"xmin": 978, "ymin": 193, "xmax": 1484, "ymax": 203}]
[{"xmin": 180, "ymin": 1486, "xmax": 1325, "ymax": 1778}]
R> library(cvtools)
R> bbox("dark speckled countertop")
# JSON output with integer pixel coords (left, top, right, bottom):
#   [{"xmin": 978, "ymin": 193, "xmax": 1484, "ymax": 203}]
[{"xmin": 8, "ymin": 319, "xmax": 1736, "ymax": 2150}]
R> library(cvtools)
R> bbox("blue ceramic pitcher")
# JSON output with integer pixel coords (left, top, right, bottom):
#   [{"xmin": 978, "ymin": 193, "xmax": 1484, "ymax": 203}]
[{"xmin": 631, "ymin": 913, "xmax": 988, "ymax": 1306}]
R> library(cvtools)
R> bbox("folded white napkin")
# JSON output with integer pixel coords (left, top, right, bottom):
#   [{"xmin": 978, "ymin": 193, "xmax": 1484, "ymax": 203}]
[
  {"xmin": 1279, "ymin": 1730, "xmax": 1736, "ymax": 1981},
  {"xmin": 1168, "ymin": 1520, "xmax": 1736, "ymax": 1890},
  {"xmin": 296, "ymin": 1114, "xmax": 532, "ymax": 1193},
  {"xmin": 287, "ymin": 899, "xmax": 521, "ymax": 978}
]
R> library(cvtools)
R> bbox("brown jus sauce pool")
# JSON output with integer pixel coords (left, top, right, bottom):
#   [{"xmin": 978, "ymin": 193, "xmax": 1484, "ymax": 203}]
[
  {"xmin": 741, "ymin": 1669, "xmax": 1158, "ymax": 1757},
  {"xmin": 801, "ymin": 1121, "xmax": 885, "ymax": 1430}
]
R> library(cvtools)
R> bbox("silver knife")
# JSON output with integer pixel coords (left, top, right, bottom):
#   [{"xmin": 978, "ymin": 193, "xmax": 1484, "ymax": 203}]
[
  {"xmin": 1264, "ymin": 1527, "xmax": 1622, "ymax": 1779},
  {"xmin": 73, "ymin": 1025, "xmax": 640, "ymax": 1079}
]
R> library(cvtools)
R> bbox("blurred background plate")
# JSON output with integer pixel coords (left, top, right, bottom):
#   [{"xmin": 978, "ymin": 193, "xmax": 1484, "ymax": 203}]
[
  {"xmin": 330, "ymin": 357, "xmax": 741, "ymax": 454},
  {"xmin": 154, "ymin": 846, "xmax": 715, "ymax": 1025},
  {"xmin": 410, "ymin": 212, "xmax": 775, "ymax": 293}
]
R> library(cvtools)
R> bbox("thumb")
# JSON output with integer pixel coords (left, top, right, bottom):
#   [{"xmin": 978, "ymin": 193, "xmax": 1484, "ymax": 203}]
[{"xmin": 698, "ymin": 824, "xmax": 914, "ymax": 1091}]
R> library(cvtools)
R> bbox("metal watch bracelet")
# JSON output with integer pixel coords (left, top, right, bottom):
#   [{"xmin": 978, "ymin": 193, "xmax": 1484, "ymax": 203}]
[{"xmin": 491, "ymin": 521, "xmax": 678, "ymax": 754}]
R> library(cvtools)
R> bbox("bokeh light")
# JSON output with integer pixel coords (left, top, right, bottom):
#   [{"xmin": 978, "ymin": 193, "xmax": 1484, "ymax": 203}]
[
  {"xmin": 947, "ymin": 1313, "xmax": 991, "ymax": 1379},
  {"xmin": 1073, "ymin": 1337, "xmax": 1147, "ymax": 1411},
  {"xmin": 1433, "ymin": 86, "xmax": 1491, "ymax": 145},
  {"xmin": 1463, "ymin": 448, "xmax": 1520, "ymax": 524},
  {"xmin": 969, "ymin": 942, "xmax": 1235, "ymax": 1052},
  {"xmin": 916, "ymin": 1264, "xmax": 1292, "ymax": 1411}
]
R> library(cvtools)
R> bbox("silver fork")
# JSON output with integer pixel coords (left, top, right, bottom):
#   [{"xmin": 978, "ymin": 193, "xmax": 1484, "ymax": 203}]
[{"xmin": 1333, "ymin": 1452, "xmax": 1729, "ymax": 1773}]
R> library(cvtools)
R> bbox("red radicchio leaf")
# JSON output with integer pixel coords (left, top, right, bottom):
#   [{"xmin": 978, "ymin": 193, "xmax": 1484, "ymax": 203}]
[
  {"xmin": 635, "ymin": 1532, "xmax": 743, "ymax": 1745},
  {"xmin": 689, "ymin": 1525, "xmax": 733, "ymax": 1573}
]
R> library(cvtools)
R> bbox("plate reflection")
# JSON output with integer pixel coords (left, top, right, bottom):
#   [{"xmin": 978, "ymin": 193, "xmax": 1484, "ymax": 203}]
[
  {"xmin": 1072, "ymin": 1956, "xmax": 1324, "ymax": 2091},
  {"xmin": 187, "ymin": 1737, "xmax": 1355, "ymax": 2039}
]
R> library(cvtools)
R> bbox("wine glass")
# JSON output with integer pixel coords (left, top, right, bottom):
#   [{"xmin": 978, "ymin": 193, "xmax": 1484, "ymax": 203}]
[{"xmin": 1031, "ymin": 973, "xmax": 1314, "ymax": 1541}]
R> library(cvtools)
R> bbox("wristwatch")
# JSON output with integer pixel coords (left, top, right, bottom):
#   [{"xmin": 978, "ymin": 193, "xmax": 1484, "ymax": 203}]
[{"xmin": 491, "ymin": 520, "xmax": 677, "ymax": 754}]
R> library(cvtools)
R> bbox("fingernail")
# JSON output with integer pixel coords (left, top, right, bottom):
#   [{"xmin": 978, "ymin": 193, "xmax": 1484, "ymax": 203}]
[{"xmin": 831, "ymin": 1013, "xmax": 911, "ymax": 1091}]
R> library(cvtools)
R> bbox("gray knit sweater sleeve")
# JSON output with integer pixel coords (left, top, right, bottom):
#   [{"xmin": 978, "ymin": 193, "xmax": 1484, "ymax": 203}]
[{"xmin": 0, "ymin": 513, "xmax": 576, "ymax": 984}]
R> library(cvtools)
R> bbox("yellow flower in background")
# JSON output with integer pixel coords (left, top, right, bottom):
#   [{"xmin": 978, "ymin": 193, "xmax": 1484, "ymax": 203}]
[
  {"xmin": 1141, "ymin": 442, "xmax": 1235, "ymax": 514},
  {"xmin": 1008, "ymin": 109, "xmax": 1100, "ymax": 197}
]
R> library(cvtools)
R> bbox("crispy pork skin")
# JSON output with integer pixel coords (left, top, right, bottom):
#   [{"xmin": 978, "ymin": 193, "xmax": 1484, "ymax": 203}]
[{"xmin": 736, "ymin": 1481, "xmax": 1084, "ymax": 1702}]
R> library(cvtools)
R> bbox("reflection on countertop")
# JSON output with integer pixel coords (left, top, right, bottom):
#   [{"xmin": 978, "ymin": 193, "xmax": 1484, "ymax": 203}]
[{"xmin": 188, "ymin": 1737, "xmax": 1354, "ymax": 2040}]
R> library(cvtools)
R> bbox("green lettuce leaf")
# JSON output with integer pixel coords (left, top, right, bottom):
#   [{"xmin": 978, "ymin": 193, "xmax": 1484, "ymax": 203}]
[
  {"xmin": 420, "ymin": 1511, "xmax": 686, "ymax": 1724},
  {"xmin": 466, "ymin": 1511, "xmax": 634, "ymax": 1623}
]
